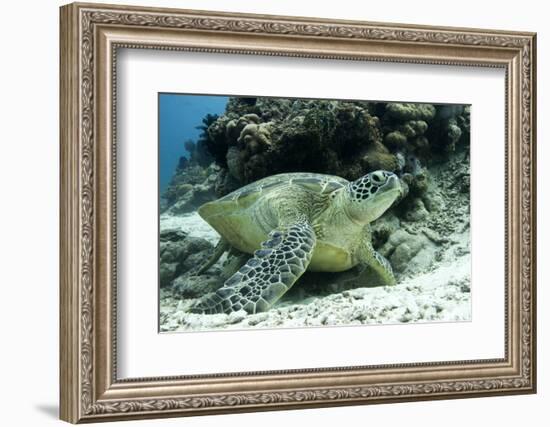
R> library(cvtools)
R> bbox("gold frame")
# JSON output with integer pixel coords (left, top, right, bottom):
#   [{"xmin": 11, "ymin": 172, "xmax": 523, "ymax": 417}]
[{"xmin": 59, "ymin": 2, "xmax": 537, "ymax": 423}]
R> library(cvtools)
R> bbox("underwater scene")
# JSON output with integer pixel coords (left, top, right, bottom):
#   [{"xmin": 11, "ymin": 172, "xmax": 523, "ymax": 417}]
[{"xmin": 159, "ymin": 94, "xmax": 471, "ymax": 332}]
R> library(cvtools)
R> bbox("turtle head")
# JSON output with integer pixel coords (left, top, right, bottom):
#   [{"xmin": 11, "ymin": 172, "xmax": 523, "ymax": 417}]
[{"xmin": 344, "ymin": 170, "xmax": 403, "ymax": 223}]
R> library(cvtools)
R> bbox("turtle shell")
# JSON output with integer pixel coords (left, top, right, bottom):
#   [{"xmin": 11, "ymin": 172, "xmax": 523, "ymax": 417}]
[{"xmin": 198, "ymin": 172, "xmax": 349, "ymax": 220}]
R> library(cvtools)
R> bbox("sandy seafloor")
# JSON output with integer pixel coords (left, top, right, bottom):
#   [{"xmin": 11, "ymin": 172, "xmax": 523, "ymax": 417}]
[{"xmin": 159, "ymin": 210, "xmax": 471, "ymax": 332}]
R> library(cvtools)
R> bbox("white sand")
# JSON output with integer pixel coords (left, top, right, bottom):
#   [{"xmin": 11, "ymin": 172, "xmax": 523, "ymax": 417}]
[{"xmin": 161, "ymin": 212, "xmax": 220, "ymax": 245}]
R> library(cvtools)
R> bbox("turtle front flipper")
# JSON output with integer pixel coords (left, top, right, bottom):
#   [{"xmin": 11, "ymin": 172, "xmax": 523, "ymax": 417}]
[
  {"xmin": 191, "ymin": 220, "xmax": 316, "ymax": 315},
  {"xmin": 354, "ymin": 237, "xmax": 396, "ymax": 287}
]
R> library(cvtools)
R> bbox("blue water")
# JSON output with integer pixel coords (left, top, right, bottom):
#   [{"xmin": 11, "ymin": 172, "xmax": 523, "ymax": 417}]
[{"xmin": 159, "ymin": 93, "xmax": 228, "ymax": 192}]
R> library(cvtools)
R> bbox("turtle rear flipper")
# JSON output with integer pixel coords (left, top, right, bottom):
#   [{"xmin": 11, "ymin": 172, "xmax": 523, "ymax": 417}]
[
  {"xmin": 196, "ymin": 238, "xmax": 229, "ymax": 275},
  {"xmin": 191, "ymin": 220, "xmax": 316, "ymax": 315},
  {"xmin": 350, "ymin": 237, "xmax": 396, "ymax": 287}
]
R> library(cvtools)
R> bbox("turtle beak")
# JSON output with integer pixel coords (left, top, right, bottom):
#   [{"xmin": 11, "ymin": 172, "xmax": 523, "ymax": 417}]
[
  {"xmin": 383, "ymin": 174, "xmax": 400, "ymax": 192},
  {"xmin": 382, "ymin": 174, "xmax": 406, "ymax": 203}
]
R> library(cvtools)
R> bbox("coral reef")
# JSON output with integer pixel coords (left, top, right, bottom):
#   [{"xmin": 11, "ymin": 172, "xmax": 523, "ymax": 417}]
[
  {"xmin": 209, "ymin": 99, "xmax": 386, "ymax": 184},
  {"xmin": 163, "ymin": 98, "xmax": 470, "ymax": 217}
]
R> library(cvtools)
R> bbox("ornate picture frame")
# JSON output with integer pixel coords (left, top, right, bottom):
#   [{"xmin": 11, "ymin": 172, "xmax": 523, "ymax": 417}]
[{"xmin": 60, "ymin": 2, "xmax": 536, "ymax": 423}]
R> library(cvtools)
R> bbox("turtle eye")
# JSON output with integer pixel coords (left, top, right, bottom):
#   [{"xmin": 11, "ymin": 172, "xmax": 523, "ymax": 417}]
[{"xmin": 371, "ymin": 171, "xmax": 386, "ymax": 185}]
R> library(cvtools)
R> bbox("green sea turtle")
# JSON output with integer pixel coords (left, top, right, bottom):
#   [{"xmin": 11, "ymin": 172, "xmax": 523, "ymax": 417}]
[{"xmin": 191, "ymin": 170, "xmax": 403, "ymax": 315}]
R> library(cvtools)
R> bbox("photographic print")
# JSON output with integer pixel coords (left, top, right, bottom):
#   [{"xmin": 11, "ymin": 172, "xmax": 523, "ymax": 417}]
[{"xmin": 159, "ymin": 95, "xmax": 471, "ymax": 332}]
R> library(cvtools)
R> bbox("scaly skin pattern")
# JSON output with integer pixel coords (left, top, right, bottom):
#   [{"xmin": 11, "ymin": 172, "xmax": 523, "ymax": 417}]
[{"xmin": 191, "ymin": 220, "xmax": 316, "ymax": 314}]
